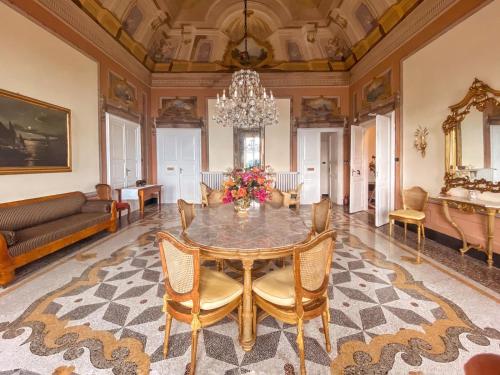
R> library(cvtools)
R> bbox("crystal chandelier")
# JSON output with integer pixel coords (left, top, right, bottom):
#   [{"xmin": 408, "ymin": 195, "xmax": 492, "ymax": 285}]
[{"xmin": 213, "ymin": 0, "xmax": 278, "ymax": 128}]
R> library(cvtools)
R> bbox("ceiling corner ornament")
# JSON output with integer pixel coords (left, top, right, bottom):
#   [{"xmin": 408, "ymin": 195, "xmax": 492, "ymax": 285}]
[
  {"xmin": 413, "ymin": 125, "xmax": 428, "ymax": 157},
  {"xmin": 213, "ymin": 0, "xmax": 278, "ymax": 129}
]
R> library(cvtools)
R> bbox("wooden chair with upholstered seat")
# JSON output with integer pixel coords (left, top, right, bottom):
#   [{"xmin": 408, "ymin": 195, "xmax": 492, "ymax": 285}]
[
  {"xmin": 389, "ymin": 186, "xmax": 429, "ymax": 244},
  {"xmin": 252, "ymin": 230, "xmax": 336, "ymax": 375},
  {"xmin": 177, "ymin": 199, "xmax": 196, "ymax": 231},
  {"xmin": 157, "ymin": 231, "xmax": 243, "ymax": 374},
  {"xmin": 200, "ymin": 182, "xmax": 224, "ymax": 207},
  {"xmin": 177, "ymin": 199, "xmax": 223, "ymax": 271},
  {"xmin": 311, "ymin": 198, "xmax": 332, "ymax": 235},
  {"xmin": 283, "ymin": 183, "xmax": 303, "ymax": 208},
  {"xmin": 95, "ymin": 184, "xmax": 130, "ymax": 224}
]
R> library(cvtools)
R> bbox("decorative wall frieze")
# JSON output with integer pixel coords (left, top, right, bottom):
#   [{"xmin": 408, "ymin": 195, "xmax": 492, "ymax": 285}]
[
  {"xmin": 35, "ymin": 0, "xmax": 151, "ymax": 85},
  {"xmin": 151, "ymin": 71, "xmax": 350, "ymax": 88},
  {"xmin": 350, "ymin": 0, "xmax": 459, "ymax": 83}
]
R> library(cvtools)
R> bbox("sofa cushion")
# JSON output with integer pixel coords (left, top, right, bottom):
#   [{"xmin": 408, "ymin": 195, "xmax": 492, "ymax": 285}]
[
  {"xmin": 81, "ymin": 200, "xmax": 113, "ymax": 213},
  {"xmin": 0, "ymin": 192, "xmax": 87, "ymax": 232},
  {"xmin": 9, "ymin": 212, "xmax": 111, "ymax": 258},
  {"xmin": 0, "ymin": 230, "xmax": 16, "ymax": 247}
]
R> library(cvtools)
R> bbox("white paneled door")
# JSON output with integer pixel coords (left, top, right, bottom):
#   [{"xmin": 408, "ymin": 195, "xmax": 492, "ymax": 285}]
[
  {"xmin": 349, "ymin": 126, "xmax": 366, "ymax": 213},
  {"xmin": 156, "ymin": 128, "xmax": 201, "ymax": 204},
  {"xmin": 106, "ymin": 113, "xmax": 142, "ymax": 189},
  {"xmin": 375, "ymin": 113, "xmax": 395, "ymax": 227},
  {"xmin": 298, "ymin": 129, "xmax": 321, "ymax": 205}
]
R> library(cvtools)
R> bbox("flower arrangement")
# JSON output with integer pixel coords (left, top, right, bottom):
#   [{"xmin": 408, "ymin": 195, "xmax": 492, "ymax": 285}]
[{"xmin": 222, "ymin": 166, "xmax": 273, "ymax": 210}]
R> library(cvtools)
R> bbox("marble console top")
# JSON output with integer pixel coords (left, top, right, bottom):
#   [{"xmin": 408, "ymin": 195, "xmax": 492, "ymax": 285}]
[
  {"xmin": 184, "ymin": 203, "xmax": 311, "ymax": 252},
  {"xmin": 436, "ymin": 194, "xmax": 500, "ymax": 210}
]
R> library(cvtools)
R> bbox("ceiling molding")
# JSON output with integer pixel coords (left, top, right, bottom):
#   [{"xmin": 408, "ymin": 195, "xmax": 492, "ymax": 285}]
[
  {"xmin": 350, "ymin": 0, "xmax": 459, "ymax": 83},
  {"xmin": 151, "ymin": 71, "xmax": 350, "ymax": 88},
  {"xmin": 36, "ymin": 0, "xmax": 151, "ymax": 85}
]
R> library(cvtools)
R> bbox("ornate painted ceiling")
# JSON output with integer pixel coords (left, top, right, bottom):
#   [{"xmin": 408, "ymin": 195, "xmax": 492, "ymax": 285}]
[{"xmin": 72, "ymin": 0, "xmax": 422, "ymax": 72}]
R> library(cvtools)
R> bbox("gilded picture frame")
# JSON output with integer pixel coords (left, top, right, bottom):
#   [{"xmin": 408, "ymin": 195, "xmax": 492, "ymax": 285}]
[{"xmin": 0, "ymin": 88, "xmax": 71, "ymax": 175}]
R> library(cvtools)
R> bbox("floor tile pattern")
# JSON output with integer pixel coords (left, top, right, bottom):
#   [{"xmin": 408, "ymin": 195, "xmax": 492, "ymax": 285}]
[{"xmin": 0, "ymin": 205, "xmax": 498, "ymax": 375}]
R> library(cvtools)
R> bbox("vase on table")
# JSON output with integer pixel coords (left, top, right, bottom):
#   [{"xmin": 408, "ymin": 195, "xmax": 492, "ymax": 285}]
[{"xmin": 234, "ymin": 197, "xmax": 251, "ymax": 213}]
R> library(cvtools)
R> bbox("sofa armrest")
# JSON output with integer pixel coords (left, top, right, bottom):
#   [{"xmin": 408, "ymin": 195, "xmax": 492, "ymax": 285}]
[{"xmin": 81, "ymin": 200, "xmax": 113, "ymax": 213}]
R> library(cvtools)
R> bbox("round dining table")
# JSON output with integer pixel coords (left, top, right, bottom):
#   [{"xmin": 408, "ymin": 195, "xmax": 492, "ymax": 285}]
[{"xmin": 181, "ymin": 203, "xmax": 311, "ymax": 351}]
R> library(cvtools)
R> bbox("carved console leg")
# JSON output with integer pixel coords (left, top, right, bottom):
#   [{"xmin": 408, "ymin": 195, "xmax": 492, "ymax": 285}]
[
  {"xmin": 442, "ymin": 200, "xmax": 470, "ymax": 254},
  {"xmin": 486, "ymin": 209, "xmax": 495, "ymax": 267},
  {"xmin": 239, "ymin": 259, "xmax": 255, "ymax": 351}
]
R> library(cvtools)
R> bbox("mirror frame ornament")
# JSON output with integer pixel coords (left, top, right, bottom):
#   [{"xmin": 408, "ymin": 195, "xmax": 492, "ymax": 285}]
[{"xmin": 441, "ymin": 78, "xmax": 500, "ymax": 194}]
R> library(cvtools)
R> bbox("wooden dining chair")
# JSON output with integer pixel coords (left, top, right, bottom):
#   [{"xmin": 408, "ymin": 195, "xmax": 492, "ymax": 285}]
[
  {"xmin": 389, "ymin": 186, "xmax": 429, "ymax": 244},
  {"xmin": 177, "ymin": 199, "xmax": 196, "ymax": 230},
  {"xmin": 200, "ymin": 182, "xmax": 224, "ymax": 207},
  {"xmin": 252, "ymin": 230, "xmax": 336, "ymax": 375},
  {"xmin": 95, "ymin": 184, "xmax": 130, "ymax": 224},
  {"xmin": 177, "ymin": 199, "xmax": 223, "ymax": 271},
  {"xmin": 267, "ymin": 189, "xmax": 285, "ymax": 208},
  {"xmin": 311, "ymin": 198, "xmax": 332, "ymax": 234},
  {"xmin": 157, "ymin": 231, "xmax": 243, "ymax": 374},
  {"xmin": 283, "ymin": 183, "xmax": 303, "ymax": 208}
]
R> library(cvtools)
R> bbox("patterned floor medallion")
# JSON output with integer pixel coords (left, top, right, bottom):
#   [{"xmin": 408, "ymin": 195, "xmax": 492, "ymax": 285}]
[{"xmin": 0, "ymin": 205, "xmax": 498, "ymax": 375}]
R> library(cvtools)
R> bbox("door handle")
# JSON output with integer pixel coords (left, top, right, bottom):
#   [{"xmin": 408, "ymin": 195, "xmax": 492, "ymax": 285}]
[{"xmin": 179, "ymin": 168, "xmax": 183, "ymax": 174}]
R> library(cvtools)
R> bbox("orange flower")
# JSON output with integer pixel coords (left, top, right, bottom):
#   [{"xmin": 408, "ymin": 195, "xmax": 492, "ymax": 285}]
[
  {"xmin": 237, "ymin": 187, "xmax": 247, "ymax": 198},
  {"xmin": 225, "ymin": 180, "xmax": 235, "ymax": 187},
  {"xmin": 231, "ymin": 190, "xmax": 238, "ymax": 198}
]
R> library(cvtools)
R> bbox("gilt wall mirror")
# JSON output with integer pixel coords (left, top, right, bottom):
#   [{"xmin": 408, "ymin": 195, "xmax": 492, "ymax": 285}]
[
  {"xmin": 442, "ymin": 78, "xmax": 500, "ymax": 193},
  {"xmin": 233, "ymin": 127, "xmax": 265, "ymax": 169}
]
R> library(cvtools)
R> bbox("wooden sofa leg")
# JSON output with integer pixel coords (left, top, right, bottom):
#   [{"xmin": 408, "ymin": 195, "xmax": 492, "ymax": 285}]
[
  {"xmin": 108, "ymin": 202, "xmax": 118, "ymax": 233},
  {"xmin": 0, "ymin": 237, "xmax": 15, "ymax": 287}
]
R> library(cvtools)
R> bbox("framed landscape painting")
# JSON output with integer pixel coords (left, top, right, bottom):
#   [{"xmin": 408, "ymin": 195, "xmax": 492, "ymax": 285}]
[{"xmin": 0, "ymin": 89, "xmax": 71, "ymax": 174}]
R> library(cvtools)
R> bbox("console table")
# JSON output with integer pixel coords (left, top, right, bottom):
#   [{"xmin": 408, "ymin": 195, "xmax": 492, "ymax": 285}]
[
  {"xmin": 437, "ymin": 195, "xmax": 500, "ymax": 267},
  {"xmin": 117, "ymin": 184, "xmax": 162, "ymax": 217}
]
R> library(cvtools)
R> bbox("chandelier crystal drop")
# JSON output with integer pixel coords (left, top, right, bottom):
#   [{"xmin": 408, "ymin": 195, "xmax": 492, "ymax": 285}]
[{"xmin": 213, "ymin": 0, "xmax": 278, "ymax": 128}]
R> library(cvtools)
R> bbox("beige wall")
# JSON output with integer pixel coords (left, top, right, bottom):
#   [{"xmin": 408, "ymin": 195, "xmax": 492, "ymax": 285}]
[
  {"xmin": 0, "ymin": 3, "xmax": 99, "ymax": 203},
  {"xmin": 402, "ymin": 0, "xmax": 500, "ymax": 195},
  {"xmin": 207, "ymin": 98, "xmax": 291, "ymax": 171},
  {"xmin": 264, "ymin": 99, "xmax": 291, "ymax": 171},
  {"xmin": 207, "ymin": 98, "xmax": 233, "ymax": 171}
]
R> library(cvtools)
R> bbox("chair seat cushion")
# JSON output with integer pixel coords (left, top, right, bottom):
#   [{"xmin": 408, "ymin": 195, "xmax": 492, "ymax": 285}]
[
  {"xmin": 181, "ymin": 268, "xmax": 243, "ymax": 310},
  {"xmin": 389, "ymin": 209, "xmax": 425, "ymax": 220},
  {"xmin": 253, "ymin": 266, "xmax": 309, "ymax": 307},
  {"xmin": 9, "ymin": 212, "xmax": 111, "ymax": 258},
  {"xmin": 116, "ymin": 202, "xmax": 130, "ymax": 210}
]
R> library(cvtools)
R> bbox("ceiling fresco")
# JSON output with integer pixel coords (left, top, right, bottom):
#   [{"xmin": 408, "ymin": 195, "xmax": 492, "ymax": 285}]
[{"xmin": 72, "ymin": 0, "xmax": 422, "ymax": 72}]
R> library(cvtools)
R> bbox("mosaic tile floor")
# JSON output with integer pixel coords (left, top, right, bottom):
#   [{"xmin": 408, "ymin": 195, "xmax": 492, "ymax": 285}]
[{"xmin": 0, "ymin": 205, "xmax": 498, "ymax": 375}]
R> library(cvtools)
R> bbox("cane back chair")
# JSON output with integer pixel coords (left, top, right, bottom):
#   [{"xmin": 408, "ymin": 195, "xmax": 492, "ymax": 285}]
[
  {"xmin": 311, "ymin": 198, "xmax": 332, "ymax": 235},
  {"xmin": 157, "ymin": 231, "xmax": 243, "ymax": 374},
  {"xmin": 252, "ymin": 230, "xmax": 336, "ymax": 374},
  {"xmin": 95, "ymin": 184, "xmax": 130, "ymax": 224},
  {"xmin": 177, "ymin": 199, "xmax": 223, "ymax": 271},
  {"xmin": 389, "ymin": 186, "xmax": 429, "ymax": 244}
]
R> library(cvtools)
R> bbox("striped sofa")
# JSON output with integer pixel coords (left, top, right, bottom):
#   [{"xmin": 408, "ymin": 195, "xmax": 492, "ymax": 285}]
[{"xmin": 0, "ymin": 192, "xmax": 117, "ymax": 286}]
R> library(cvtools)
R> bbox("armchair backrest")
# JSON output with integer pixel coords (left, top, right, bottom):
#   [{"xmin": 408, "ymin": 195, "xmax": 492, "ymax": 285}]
[
  {"xmin": 402, "ymin": 186, "xmax": 429, "ymax": 211},
  {"xmin": 312, "ymin": 198, "xmax": 332, "ymax": 234},
  {"xmin": 95, "ymin": 184, "xmax": 112, "ymax": 200},
  {"xmin": 157, "ymin": 231, "xmax": 200, "ymax": 311},
  {"xmin": 177, "ymin": 199, "xmax": 196, "ymax": 230},
  {"xmin": 293, "ymin": 230, "xmax": 335, "ymax": 307}
]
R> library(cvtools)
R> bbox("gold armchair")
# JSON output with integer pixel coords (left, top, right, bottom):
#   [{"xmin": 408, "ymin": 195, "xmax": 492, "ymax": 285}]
[
  {"xmin": 282, "ymin": 183, "xmax": 303, "ymax": 208},
  {"xmin": 389, "ymin": 186, "xmax": 429, "ymax": 244},
  {"xmin": 252, "ymin": 230, "xmax": 336, "ymax": 374},
  {"xmin": 200, "ymin": 182, "xmax": 223, "ymax": 207},
  {"xmin": 157, "ymin": 231, "xmax": 243, "ymax": 374}
]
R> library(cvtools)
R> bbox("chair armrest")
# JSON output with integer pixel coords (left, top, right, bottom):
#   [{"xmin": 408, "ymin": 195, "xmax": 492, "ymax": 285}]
[
  {"xmin": 81, "ymin": 200, "xmax": 113, "ymax": 213},
  {"xmin": 0, "ymin": 230, "xmax": 16, "ymax": 247}
]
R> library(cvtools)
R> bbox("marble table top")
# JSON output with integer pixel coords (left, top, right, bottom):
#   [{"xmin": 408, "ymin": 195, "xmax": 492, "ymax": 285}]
[{"xmin": 183, "ymin": 203, "xmax": 311, "ymax": 257}]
